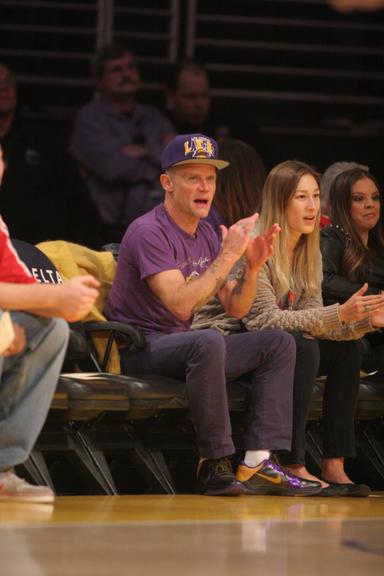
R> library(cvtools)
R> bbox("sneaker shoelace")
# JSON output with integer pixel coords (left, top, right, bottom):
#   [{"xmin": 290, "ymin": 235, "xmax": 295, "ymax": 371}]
[{"xmin": 213, "ymin": 458, "xmax": 233, "ymax": 476}]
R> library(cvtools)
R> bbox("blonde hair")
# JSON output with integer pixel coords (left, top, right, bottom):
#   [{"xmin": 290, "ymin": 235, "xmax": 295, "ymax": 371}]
[{"xmin": 259, "ymin": 160, "xmax": 321, "ymax": 298}]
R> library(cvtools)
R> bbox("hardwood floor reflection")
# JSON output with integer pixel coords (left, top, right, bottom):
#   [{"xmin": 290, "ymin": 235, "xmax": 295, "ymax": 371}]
[{"xmin": 1, "ymin": 495, "xmax": 383, "ymax": 576}]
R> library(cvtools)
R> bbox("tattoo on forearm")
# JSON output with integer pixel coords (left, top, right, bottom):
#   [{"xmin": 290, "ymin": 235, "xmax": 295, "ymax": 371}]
[
  {"xmin": 232, "ymin": 275, "xmax": 245, "ymax": 295},
  {"xmin": 191, "ymin": 276, "xmax": 225, "ymax": 315}
]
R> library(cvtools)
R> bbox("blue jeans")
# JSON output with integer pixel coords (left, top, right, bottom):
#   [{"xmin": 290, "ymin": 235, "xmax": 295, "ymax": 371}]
[
  {"xmin": 120, "ymin": 329, "xmax": 295, "ymax": 459},
  {"xmin": 0, "ymin": 312, "xmax": 69, "ymax": 469}
]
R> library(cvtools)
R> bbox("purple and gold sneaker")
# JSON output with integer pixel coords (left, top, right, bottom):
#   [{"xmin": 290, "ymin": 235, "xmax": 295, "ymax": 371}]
[
  {"xmin": 236, "ymin": 459, "xmax": 322, "ymax": 496},
  {"xmin": 196, "ymin": 457, "xmax": 246, "ymax": 496}
]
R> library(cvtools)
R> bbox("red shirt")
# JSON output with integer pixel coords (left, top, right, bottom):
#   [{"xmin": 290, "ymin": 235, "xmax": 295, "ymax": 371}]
[
  {"xmin": 0, "ymin": 216, "xmax": 36, "ymax": 284},
  {"xmin": 320, "ymin": 214, "xmax": 331, "ymax": 229}
]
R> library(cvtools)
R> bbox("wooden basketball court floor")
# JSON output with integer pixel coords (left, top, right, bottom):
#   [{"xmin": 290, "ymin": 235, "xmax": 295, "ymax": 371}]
[{"xmin": 1, "ymin": 493, "xmax": 383, "ymax": 575}]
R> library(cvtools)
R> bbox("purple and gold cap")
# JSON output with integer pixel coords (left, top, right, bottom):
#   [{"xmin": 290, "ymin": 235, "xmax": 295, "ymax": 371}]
[{"xmin": 161, "ymin": 133, "xmax": 229, "ymax": 171}]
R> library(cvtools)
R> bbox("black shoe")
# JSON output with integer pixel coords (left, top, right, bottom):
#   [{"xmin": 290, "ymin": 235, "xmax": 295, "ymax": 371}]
[
  {"xmin": 236, "ymin": 459, "xmax": 322, "ymax": 496},
  {"xmin": 316, "ymin": 484, "xmax": 349, "ymax": 497},
  {"xmin": 196, "ymin": 457, "xmax": 246, "ymax": 496},
  {"xmin": 321, "ymin": 480, "xmax": 371, "ymax": 498}
]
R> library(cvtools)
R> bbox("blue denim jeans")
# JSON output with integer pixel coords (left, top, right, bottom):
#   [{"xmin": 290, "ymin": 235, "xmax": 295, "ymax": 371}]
[
  {"xmin": 0, "ymin": 311, "xmax": 69, "ymax": 469},
  {"xmin": 120, "ymin": 329, "xmax": 295, "ymax": 459}
]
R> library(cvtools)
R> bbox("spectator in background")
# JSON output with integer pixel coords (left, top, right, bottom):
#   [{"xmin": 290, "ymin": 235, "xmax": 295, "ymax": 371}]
[
  {"xmin": 0, "ymin": 63, "xmax": 62, "ymax": 243},
  {"xmin": 320, "ymin": 161, "xmax": 369, "ymax": 228},
  {"xmin": 70, "ymin": 43, "xmax": 175, "ymax": 243},
  {"xmin": 205, "ymin": 138, "xmax": 266, "ymax": 235},
  {"xmin": 165, "ymin": 59, "xmax": 231, "ymax": 141}
]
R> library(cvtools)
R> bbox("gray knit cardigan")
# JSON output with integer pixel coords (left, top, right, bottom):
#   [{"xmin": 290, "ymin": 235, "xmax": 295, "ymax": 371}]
[{"xmin": 192, "ymin": 259, "xmax": 374, "ymax": 340}]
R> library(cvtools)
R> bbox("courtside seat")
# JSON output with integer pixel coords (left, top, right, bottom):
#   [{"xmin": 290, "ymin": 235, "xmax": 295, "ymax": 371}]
[
  {"xmin": 313, "ymin": 374, "xmax": 384, "ymax": 420},
  {"xmin": 356, "ymin": 376, "xmax": 384, "ymax": 419},
  {"xmin": 119, "ymin": 374, "xmax": 188, "ymax": 417},
  {"xmin": 24, "ymin": 372, "xmax": 133, "ymax": 495},
  {"xmin": 59, "ymin": 373, "xmax": 131, "ymax": 416},
  {"xmin": 307, "ymin": 380, "xmax": 325, "ymax": 420},
  {"xmin": 50, "ymin": 379, "xmax": 69, "ymax": 410}
]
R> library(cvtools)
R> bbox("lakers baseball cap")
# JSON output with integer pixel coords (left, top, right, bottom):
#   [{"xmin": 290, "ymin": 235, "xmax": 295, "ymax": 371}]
[{"xmin": 161, "ymin": 133, "xmax": 229, "ymax": 171}]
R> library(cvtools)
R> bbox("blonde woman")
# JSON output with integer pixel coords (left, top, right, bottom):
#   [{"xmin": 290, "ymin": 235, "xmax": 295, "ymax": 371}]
[{"xmin": 194, "ymin": 160, "xmax": 384, "ymax": 496}]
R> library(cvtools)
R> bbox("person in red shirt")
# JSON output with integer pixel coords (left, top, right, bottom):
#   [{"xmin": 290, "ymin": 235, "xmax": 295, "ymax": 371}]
[{"xmin": 0, "ymin": 145, "xmax": 100, "ymax": 503}]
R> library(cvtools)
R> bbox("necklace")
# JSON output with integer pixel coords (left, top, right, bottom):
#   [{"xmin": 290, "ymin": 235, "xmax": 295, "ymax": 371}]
[
  {"xmin": 288, "ymin": 289, "xmax": 294, "ymax": 310},
  {"xmin": 287, "ymin": 272, "xmax": 295, "ymax": 310}
]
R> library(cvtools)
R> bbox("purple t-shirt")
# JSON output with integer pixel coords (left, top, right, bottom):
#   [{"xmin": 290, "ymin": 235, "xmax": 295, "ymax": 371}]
[{"xmin": 104, "ymin": 204, "xmax": 221, "ymax": 334}]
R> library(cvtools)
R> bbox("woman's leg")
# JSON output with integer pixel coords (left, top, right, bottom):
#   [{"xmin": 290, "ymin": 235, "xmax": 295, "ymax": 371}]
[
  {"xmin": 277, "ymin": 333, "xmax": 322, "ymax": 483},
  {"xmin": 318, "ymin": 339, "xmax": 361, "ymax": 483}
]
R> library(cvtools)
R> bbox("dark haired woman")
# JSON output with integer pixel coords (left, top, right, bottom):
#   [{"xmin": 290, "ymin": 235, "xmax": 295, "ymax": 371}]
[
  {"xmin": 205, "ymin": 138, "xmax": 266, "ymax": 234},
  {"xmin": 321, "ymin": 167, "xmax": 384, "ymax": 374}
]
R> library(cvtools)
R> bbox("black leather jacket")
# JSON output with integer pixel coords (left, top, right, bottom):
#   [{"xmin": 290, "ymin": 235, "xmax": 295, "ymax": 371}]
[{"xmin": 320, "ymin": 225, "xmax": 384, "ymax": 305}]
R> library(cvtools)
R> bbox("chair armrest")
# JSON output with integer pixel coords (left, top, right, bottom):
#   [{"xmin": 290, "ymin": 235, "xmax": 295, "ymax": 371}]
[{"xmin": 83, "ymin": 320, "xmax": 146, "ymax": 349}]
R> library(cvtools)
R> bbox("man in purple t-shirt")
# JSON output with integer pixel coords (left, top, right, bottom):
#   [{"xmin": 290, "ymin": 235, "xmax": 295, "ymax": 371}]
[{"xmin": 105, "ymin": 133, "xmax": 322, "ymax": 497}]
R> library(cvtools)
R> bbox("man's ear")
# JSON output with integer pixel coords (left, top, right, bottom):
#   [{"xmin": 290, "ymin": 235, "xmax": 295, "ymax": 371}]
[{"xmin": 160, "ymin": 172, "xmax": 173, "ymax": 193}]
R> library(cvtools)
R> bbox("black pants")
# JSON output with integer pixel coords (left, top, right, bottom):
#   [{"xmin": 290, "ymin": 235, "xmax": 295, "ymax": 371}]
[
  {"xmin": 358, "ymin": 331, "xmax": 384, "ymax": 374},
  {"xmin": 278, "ymin": 332, "xmax": 361, "ymax": 465}
]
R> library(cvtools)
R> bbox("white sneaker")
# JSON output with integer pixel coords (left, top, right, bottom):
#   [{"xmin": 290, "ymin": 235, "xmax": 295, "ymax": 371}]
[{"xmin": 0, "ymin": 470, "xmax": 55, "ymax": 503}]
